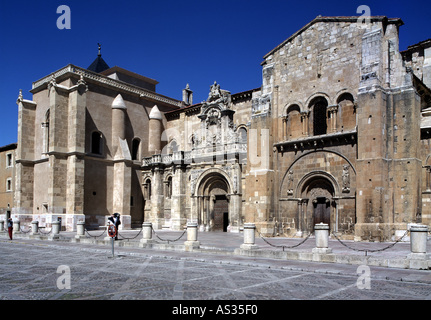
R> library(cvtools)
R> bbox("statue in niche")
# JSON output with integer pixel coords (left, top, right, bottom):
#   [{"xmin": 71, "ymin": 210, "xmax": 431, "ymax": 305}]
[
  {"xmin": 287, "ymin": 170, "xmax": 294, "ymax": 195},
  {"xmin": 342, "ymin": 165, "xmax": 350, "ymax": 193}
]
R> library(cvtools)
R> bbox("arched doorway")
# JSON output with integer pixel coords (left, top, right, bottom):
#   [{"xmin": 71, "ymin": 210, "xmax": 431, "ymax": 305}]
[
  {"xmin": 196, "ymin": 173, "xmax": 230, "ymax": 231},
  {"xmin": 298, "ymin": 173, "xmax": 337, "ymax": 233}
]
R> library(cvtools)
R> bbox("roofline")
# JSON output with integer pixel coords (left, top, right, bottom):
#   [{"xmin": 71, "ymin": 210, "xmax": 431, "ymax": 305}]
[
  {"xmin": 164, "ymin": 87, "xmax": 261, "ymax": 117},
  {"xmin": 0, "ymin": 143, "xmax": 17, "ymax": 152},
  {"xmin": 30, "ymin": 64, "xmax": 182, "ymax": 108},
  {"xmin": 100, "ymin": 66, "xmax": 159, "ymax": 85},
  {"xmin": 263, "ymin": 15, "xmax": 404, "ymax": 60},
  {"xmin": 400, "ymin": 38, "xmax": 431, "ymax": 54}
]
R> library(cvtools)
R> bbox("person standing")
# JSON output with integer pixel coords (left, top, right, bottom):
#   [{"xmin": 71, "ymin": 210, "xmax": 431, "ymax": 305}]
[
  {"xmin": 108, "ymin": 213, "xmax": 121, "ymax": 240},
  {"xmin": 7, "ymin": 218, "xmax": 13, "ymax": 240}
]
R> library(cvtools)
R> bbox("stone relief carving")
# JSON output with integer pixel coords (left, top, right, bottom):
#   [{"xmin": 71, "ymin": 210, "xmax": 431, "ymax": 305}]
[
  {"xmin": 342, "ymin": 164, "xmax": 350, "ymax": 193},
  {"xmin": 252, "ymin": 93, "xmax": 271, "ymax": 115},
  {"xmin": 287, "ymin": 170, "xmax": 294, "ymax": 195},
  {"xmin": 208, "ymin": 81, "xmax": 222, "ymax": 102},
  {"xmin": 190, "ymin": 169, "xmax": 203, "ymax": 195}
]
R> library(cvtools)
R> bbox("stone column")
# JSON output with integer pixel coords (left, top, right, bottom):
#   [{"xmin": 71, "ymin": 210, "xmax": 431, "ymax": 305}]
[
  {"xmin": 13, "ymin": 219, "xmax": 20, "ymax": 234},
  {"xmin": 229, "ymin": 194, "xmax": 241, "ymax": 233},
  {"xmin": 139, "ymin": 222, "xmax": 154, "ymax": 247},
  {"xmin": 203, "ymin": 196, "xmax": 209, "ymax": 231},
  {"xmin": 112, "ymin": 161, "xmax": 132, "ymax": 229},
  {"xmin": 327, "ymin": 105, "xmax": 338, "ymax": 133},
  {"xmin": 283, "ymin": 116, "xmax": 288, "ymax": 140},
  {"xmin": 296, "ymin": 199, "xmax": 308, "ymax": 236},
  {"xmin": 52, "ymin": 221, "xmax": 61, "ymax": 234},
  {"xmin": 150, "ymin": 168, "xmax": 164, "ymax": 229},
  {"xmin": 31, "ymin": 221, "xmax": 39, "ymax": 235},
  {"xmin": 196, "ymin": 196, "xmax": 203, "ymax": 231},
  {"xmin": 49, "ymin": 221, "xmax": 61, "ymax": 240},
  {"xmin": 300, "ymin": 111, "xmax": 309, "ymax": 136},
  {"xmin": 409, "ymin": 224, "xmax": 428, "ymax": 258},
  {"xmin": 75, "ymin": 221, "xmax": 85, "ymax": 239},
  {"xmin": 312, "ymin": 223, "xmax": 332, "ymax": 253},
  {"xmin": 184, "ymin": 222, "xmax": 200, "ymax": 249},
  {"xmin": 425, "ymin": 166, "xmax": 431, "ymax": 192},
  {"xmin": 240, "ymin": 223, "xmax": 259, "ymax": 250},
  {"xmin": 171, "ymin": 167, "xmax": 187, "ymax": 231}
]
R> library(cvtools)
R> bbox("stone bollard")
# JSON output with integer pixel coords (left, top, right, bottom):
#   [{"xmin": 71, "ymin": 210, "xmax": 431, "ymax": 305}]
[
  {"xmin": 409, "ymin": 224, "xmax": 428, "ymax": 259},
  {"xmin": 0, "ymin": 220, "xmax": 4, "ymax": 232},
  {"xmin": 49, "ymin": 221, "xmax": 61, "ymax": 240},
  {"xmin": 184, "ymin": 222, "xmax": 200, "ymax": 249},
  {"xmin": 13, "ymin": 219, "xmax": 20, "ymax": 234},
  {"xmin": 240, "ymin": 223, "xmax": 258, "ymax": 250},
  {"xmin": 52, "ymin": 221, "xmax": 61, "ymax": 234},
  {"xmin": 31, "ymin": 221, "xmax": 39, "ymax": 235},
  {"xmin": 139, "ymin": 222, "xmax": 154, "ymax": 247},
  {"xmin": 75, "ymin": 221, "xmax": 86, "ymax": 239},
  {"xmin": 312, "ymin": 223, "xmax": 332, "ymax": 254}
]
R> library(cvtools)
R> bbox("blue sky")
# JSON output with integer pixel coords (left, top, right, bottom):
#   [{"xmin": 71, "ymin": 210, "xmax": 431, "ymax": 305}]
[{"xmin": 0, "ymin": 0, "xmax": 429, "ymax": 147}]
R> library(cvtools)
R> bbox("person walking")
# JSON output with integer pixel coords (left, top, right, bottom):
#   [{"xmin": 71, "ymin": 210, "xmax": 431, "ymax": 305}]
[
  {"xmin": 108, "ymin": 213, "xmax": 121, "ymax": 240},
  {"xmin": 7, "ymin": 218, "xmax": 13, "ymax": 240}
]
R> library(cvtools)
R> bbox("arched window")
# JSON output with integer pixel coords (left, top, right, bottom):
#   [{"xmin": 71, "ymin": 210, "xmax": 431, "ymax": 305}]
[
  {"xmin": 285, "ymin": 104, "xmax": 301, "ymax": 139},
  {"xmin": 165, "ymin": 176, "xmax": 172, "ymax": 198},
  {"xmin": 238, "ymin": 127, "xmax": 247, "ymax": 144},
  {"xmin": 144, "ymin": 178, "xmax": 152, "ymax": 200},
  {"xmin": 91, "ymin": 131, "xmax": 103, "ymax": 155},
  {"xmin": 337, "ymin": 92, "xmax": 356, "ymax": 131},
  {"xmin": 311, "ymin": 97, "xmax": 328, "ymax": 136},
  {"xmin": 169, "ymin": 140, "xmax": 178, "ymax": 153},
  {"xmin": 132, "ymin": 138, "xmax": 141, "ymax": 160},
  {"xmin": 337, "ymin": 92, "xmax": 354, "ymax": 104}
]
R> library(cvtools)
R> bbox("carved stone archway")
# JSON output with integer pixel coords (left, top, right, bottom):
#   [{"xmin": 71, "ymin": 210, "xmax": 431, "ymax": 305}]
[
  {"xmin": 297, "ymin": 172, "xmax": 337, "ymax": 233},
  {"xmin": 195, "ymin": 171, "xmax": 231, "ymax": 231}
]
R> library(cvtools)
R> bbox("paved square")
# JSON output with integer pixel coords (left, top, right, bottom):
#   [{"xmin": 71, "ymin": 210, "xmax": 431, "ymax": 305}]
[{"xmin": 1, "ymin": 239, "xmax": 430, "ymax": 301}]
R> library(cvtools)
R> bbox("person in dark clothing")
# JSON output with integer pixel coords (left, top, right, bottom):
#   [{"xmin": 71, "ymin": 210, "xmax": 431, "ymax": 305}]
[
  {"xmin": 7, "ymin": 218, "xmax": 13, "ymax": 240},
  {"xmin": 108, "ymin": 213, "xmax": 121, "ymax": 240}
]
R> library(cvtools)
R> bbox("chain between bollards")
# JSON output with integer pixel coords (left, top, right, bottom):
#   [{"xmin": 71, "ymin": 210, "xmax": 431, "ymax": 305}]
[
  {"xmin": 151, "ymin": 226, "xmax": 186, "ymax": 243},
  {"xmin": 117, "ymin": 227, "xmax": 143, "ymax": 240},
  {"xmin": 84, "ymin": 227, "xmax": 106, "ymax": 238},
  {"xmin": 255, "ymin": 228, "xmax": 313, "ymax": 251},
  {"xmin": 331, "ymin": 230, "xmax": 410, "ymax": 256}
]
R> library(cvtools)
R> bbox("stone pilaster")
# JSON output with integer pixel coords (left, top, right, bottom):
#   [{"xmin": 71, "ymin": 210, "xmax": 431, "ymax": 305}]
[
  {"xmin": 65, "ymin": 77, "xmax": 87, "ymax": 231},
  {"xmin": 113, "ymin": 161, "xmax": 132, "ymax": 229},
  {"xmin": 14, "ymin": 93, "xmax": 36, "ymax": 218},
  {"xmin": 150, "ymin": 168, "xmax": 164, "ymax": 229},
  {"xmin": 170, "ymin": 167, "xmax": 187, "ymax": 230}
]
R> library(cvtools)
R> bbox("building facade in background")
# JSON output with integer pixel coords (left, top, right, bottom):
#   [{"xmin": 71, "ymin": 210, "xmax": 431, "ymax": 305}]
[
  {"xmin": 0, "ymin": 143, "xmax": 17, "ymax": 221},
  {"xmin": 2, "ymin": 16, "xmax": 431, "ymax": 241}
]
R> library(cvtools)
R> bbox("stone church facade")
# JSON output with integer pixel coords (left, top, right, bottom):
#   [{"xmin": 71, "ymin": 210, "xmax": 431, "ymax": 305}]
[{"xmin": 8, "ymin": 16, "xmax": 431, "ymax": 241}]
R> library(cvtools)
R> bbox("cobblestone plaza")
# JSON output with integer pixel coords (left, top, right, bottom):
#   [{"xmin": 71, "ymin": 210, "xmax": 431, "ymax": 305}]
[{"xmin": 1, "ymin": 231, "xmax": 430, "ymax": 303}]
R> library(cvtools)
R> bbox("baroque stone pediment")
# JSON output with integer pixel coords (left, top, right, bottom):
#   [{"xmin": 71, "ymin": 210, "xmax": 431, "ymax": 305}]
[{"xmin": 200, "ymin": 81, "xmax": 232, "ymax": 117}]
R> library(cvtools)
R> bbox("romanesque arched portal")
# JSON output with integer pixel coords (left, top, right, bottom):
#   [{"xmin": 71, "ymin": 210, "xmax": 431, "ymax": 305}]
[
  {"xmin": 190, "ymin": 167, "xmax": 243, "ymax": 232},
  {"xmin": 196, "ymin": 172, "xmax": 230, "ymax": 231},
  {"xmin": 296, "ymin": 172, "xmax": 338, "ymax": 233}
]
